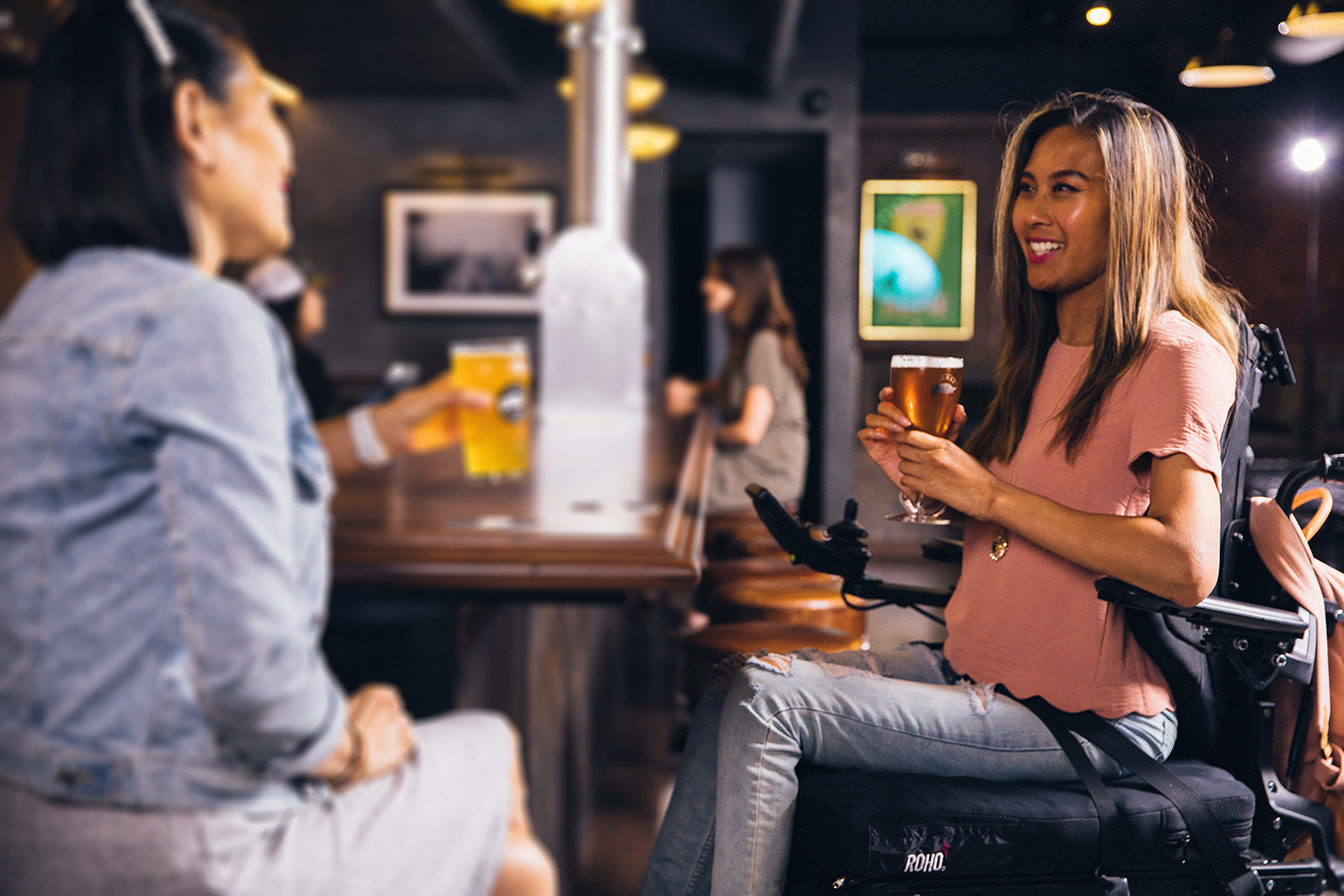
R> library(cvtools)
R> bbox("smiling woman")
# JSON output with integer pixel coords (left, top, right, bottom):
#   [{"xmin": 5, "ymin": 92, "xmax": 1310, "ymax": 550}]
[
  {"xmin": 642, "ymin": 91, "xmax": 1246, "ymax": 896},
  {"xmin": 0, "ymin": 2, "xmax": 553, "ymax": 895}
]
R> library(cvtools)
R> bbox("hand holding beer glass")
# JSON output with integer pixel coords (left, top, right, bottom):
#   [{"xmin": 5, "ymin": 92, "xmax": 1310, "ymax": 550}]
[{"xmin": 887, "ymin": 355, "xmax": 964, "ymax": 524}]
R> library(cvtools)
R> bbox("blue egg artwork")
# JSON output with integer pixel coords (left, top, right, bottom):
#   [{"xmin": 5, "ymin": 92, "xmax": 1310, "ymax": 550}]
[{"xmin": 865, "ymin": 228, "xmax": 942, "ymax": 313}]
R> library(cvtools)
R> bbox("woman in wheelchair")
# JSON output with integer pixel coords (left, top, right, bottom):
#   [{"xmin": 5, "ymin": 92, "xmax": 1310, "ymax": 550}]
[{"xmin": 640, "ymin": 90, "xmax": 1247, "ymax": 896}]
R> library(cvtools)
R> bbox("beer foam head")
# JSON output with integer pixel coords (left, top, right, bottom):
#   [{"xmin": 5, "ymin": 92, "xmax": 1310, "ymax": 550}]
[{"xmin": 890, "ymin": 355, "xmax": 963, "ymax": 368}]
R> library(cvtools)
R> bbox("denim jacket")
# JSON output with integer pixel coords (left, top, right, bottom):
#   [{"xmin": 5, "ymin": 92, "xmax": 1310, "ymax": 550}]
[{"xmin": 0, "ymin": 248, "xmax": 346, "ymax": 810}]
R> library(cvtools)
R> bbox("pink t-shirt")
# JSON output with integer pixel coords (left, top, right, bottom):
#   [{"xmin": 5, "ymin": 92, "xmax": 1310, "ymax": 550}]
[{"xmin": 943, "ymin": 310, "xmax": 1237, "ymax": 718}]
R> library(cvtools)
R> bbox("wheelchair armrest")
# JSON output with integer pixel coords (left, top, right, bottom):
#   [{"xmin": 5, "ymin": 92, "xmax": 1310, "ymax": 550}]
[
  {"xmin": 1096, "ymin": 577, "xmax": 1308, "ymax": 641},
  {"xmin": 844, "ymin": 576, "xmax": 955, "ymax": 609},
  {"xmin": 1097, "ymin": 576, "xmax": 1315, "ymax": 688}
]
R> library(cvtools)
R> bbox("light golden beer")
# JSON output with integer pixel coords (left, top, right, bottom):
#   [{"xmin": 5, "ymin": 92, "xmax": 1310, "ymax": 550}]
[
  {"xmin": 889, "ymin": 355, "xmax": 963, "ymax": 436},
  {"xmin": 450, "ymin": 338, "xmax": 532, "ymax": 482}
]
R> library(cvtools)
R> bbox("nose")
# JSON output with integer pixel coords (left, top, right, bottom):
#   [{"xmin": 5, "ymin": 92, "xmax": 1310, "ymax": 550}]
[{"xmin": 1014, "ymin": 192, "xmax": 1049, "ymax": 228}]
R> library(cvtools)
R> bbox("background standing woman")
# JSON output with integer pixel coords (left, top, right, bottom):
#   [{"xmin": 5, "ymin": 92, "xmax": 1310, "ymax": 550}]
[
  {"xmin": 0, "ymin": 2, "xmax": 554, "ymax": 894},
  {"xmin": 664, "ymin": 244, "xmax": 810, "ymax": 513},
  {"xmin": 642, "ymin": 91, "xmax": 1242, "ymax": 896}
]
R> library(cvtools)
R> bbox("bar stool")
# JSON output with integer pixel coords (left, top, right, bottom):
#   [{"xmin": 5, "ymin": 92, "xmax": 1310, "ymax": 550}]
[
  {"xmin": 703, "ymin": 503, "xmax": 798, "ymax": 560},
  {"xmin": 710, "ymin": 578, "xmax": 866, "ymax": 643},
  {"xmin": 701, "ymin": 555, "xmax": 837, "ymax": 589},
  {"xmin": 683, "ymin": 621, "xmax": 865, "ymax": 704}
]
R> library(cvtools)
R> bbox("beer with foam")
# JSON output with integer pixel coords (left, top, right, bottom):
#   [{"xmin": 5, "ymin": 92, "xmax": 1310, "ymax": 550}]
[
  {"xmin": 450, "ymin": 338, "xmax": 532, "ymax": 482},
  {"xmin": 889, "ymin": 355, "xmax": 963, "ymax": 437}
]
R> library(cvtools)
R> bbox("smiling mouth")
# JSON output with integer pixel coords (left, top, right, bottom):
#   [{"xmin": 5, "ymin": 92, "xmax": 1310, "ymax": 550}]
[{"xmin": 1026, "ymin": 239, "xmax": 1062, "ymax": 261}]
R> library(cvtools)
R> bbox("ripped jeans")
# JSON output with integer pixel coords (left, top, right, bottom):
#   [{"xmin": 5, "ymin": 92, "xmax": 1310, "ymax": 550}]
[{"xmin": 639, "ymin": 643, "xmax": 1177, "ymax": 896}]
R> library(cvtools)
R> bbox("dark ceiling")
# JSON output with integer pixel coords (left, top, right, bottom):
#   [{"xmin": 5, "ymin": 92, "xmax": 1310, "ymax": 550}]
[{"xmin": 3, "ymin": 0, "xmax": 1343, "ymax": 119}]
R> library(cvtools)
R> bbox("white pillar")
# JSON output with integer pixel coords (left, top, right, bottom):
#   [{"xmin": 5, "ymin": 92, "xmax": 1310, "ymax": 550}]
[{"xmin": 539, "ymin": 0, "xmax": 649, "ymax": 421}]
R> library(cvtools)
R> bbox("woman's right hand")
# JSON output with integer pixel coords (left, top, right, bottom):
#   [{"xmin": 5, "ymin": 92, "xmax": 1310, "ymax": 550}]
[
  {"xmin": 346, "ymin": 683, "xmax": 418, "ymax": 781},
  {"xmin": 312, "ymin": 683, "xmax": 417, "ymax": 788}
]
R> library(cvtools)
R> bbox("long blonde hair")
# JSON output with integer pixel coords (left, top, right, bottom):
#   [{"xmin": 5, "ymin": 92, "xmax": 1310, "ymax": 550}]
[{"xmin": 965, "ymin": 91, "xmax": 1243, "ymax": 463}]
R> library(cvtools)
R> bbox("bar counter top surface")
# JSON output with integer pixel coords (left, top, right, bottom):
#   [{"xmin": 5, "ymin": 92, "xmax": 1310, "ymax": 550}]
[{"xmin": 330, "ymin": 408, "xmax": 713, "ymax": 592}]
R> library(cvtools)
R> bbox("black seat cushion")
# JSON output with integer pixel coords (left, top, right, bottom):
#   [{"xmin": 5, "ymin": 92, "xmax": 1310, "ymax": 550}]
[{"xmin": 787, "ymin": 760, "xmax": 1254, "ymax": 890}]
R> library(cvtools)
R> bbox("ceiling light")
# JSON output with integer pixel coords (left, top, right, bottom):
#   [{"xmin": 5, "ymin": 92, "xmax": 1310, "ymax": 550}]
[
  {"xmin": 1179, "ymin": 28, "xmax": 1276, "ymax": 87},
  {"xmin": 1085, "ymin": 6, "xmax": 1112, "ymax": 27},
  {"xmin": 628, "ymin": 116, "xmax": 679, "ymax": 162},
  {"xmin": 558, "ymin": 62, "xmax": 666, "ymax": 114},
  {"xmin": 1283, "ymin": 2, "xmax": 1344, "ymax": 38},
  {"xmin": 503, "ymin": 0, "xmax": 604, "ymax": 23},
  {"xmin": 1293, "ymin": 137, "xmax": 1327, "ymax": 172}
]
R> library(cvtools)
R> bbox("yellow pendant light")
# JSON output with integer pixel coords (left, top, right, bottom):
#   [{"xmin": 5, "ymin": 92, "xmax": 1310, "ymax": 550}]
[
  {"xmin": 557, "ymin": 62, "xmax": 666, "ymax": 114},
  {"xmin": 503, "ymin": 0, "xmax": 604, "ymax": 24},
  {"xmin": 1282, "ymin": 3, "xmax": 1344, "ymax": 38},
  {"xmin": 1178, "ymin": 28, "xmax": 1275, "ymax": 87},
  {"xmin": 627, "ymin": 115, "xmax": 679, "ymax": 162}
]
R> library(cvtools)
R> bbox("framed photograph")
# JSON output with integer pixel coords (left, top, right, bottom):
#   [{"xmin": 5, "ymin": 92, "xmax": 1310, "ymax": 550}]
[
  {"xmin": 858, "ymin": 179, "xmax": 976, "ymax": 341},
  {"xmin": 383, "ymin": 189, "xmax": 555, "ymax": 316}
]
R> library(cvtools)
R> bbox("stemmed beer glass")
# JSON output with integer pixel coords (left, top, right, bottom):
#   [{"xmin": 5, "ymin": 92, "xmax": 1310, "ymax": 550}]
[{"xmin": 886, "ymin": 355, "xmax": 964, "ymax": 524}]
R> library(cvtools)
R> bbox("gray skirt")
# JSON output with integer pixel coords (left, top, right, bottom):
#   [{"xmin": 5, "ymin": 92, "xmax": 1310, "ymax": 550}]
[{"xmin": 0, "ymin": 711, "xmax": 514, "ymax": 896}]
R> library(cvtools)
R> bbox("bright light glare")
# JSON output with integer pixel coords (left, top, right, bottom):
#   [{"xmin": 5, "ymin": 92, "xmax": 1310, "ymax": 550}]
[
  {"xmin": 1085, "ymin": 5, "xmax": 1112, "ymax": 26},
  {"xmin": 1293, "ymin": 138, "xmax": 1327, "ymax": 172}
]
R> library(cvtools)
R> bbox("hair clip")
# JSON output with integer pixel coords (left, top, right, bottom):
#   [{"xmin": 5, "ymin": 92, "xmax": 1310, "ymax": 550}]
[{"xmin": 126, "ymin": 0, "xmax": 177, "ymax": 71}]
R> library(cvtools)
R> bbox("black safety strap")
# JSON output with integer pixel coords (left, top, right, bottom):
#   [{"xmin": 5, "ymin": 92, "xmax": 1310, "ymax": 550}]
[
  {"xmin": 1023, "ymin": 696, "xmax": 1263, "ymax": 896},
  {"xmin": 1032, "ymin": 703, "xmax": 1128, "ymax": 891},
  {"xmin": 1031, "ymin": 703, "xmax": 1130, "ymax": 894}
]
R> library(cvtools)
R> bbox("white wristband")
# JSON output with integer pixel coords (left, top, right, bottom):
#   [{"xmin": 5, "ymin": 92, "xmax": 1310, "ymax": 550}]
[{"xmin": 348, "ymin": 405, "xmax": 391, "ymax": 468}]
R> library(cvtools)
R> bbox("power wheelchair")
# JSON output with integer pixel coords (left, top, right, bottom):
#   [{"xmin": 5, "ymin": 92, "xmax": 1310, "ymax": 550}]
[{"xmin": 745, "ymin": 319, "xmax": 1344, "ymax": 895}]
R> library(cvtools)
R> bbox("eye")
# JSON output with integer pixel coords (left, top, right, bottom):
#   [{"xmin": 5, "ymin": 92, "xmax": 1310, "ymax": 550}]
[
  {"xmin": 1016, "ymin": 181, "xmax": 1035, "ymax": 196},
  {"xmin": 1052, "ymin": 182, "xmax": 1079, "ymax": 193}
]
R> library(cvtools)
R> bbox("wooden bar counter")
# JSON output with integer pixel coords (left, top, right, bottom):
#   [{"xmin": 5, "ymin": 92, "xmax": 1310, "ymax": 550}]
[
  {"xmin": 330, "ymin": 409, "xmax": 711, "ymax": 591},
  {"xmin": 326, "ymin": 408, "xmax": 713, "ymax": 893}
]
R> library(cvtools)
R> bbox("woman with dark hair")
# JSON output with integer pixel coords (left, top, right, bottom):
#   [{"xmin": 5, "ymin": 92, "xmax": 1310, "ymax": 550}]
[
  {"xmin": 641, "ymin": 91, "xmax": 1242, "ymax": 896},
  {"xmin": 0, "ymin": 2, "xmax": 555, "ymax": 894},
  {"xmin": 665, "ymin": 244, "xmax": 810, "ymax": 513}
]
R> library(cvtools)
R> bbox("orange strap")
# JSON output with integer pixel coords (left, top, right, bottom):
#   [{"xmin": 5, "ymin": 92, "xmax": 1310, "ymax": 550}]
[{"xmin": 1292, "ymin": 487, "xmax": 1333, "ymax": 542}]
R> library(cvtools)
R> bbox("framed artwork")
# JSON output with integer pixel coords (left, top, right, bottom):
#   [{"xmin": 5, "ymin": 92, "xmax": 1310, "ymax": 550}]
[
  {"xmin": 858, "ymin": 179, "xmax": 976, "ymax": 341},
  {"xmin": 383, "ymin": 189, "xmax": 555, "ymax": 316}
]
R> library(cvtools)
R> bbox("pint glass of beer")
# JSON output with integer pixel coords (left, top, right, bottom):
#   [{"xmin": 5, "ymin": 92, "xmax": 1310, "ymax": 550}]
[
  {"xmin": 888, "ymin": 355, "xmax": 963, "ymax": 523},
  {"xmin": 449, "ymin": 338, "xmax": 532, "ymax": 483}
]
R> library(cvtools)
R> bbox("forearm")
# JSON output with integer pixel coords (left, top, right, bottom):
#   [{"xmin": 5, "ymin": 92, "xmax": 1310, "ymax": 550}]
[
  {"xmin": 317, "ymin": 403, "xmax": 407, "ymax": 477},
  {"xmin": 717, "ymin": 384, "xmax": 774, "ymax": 447},
  {"xmin": 977, "ymin": 480, "xmax": 1218, "ymax": 606},
  {"xmin": 716, "ymin": 418, "xmax": 759, "ymax": 446}
]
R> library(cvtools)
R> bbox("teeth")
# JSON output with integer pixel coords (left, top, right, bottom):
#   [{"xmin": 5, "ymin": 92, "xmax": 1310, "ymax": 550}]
[{"xmin": 1029, "ymin": 240, "xmax": 1062, "ymax": 253}]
